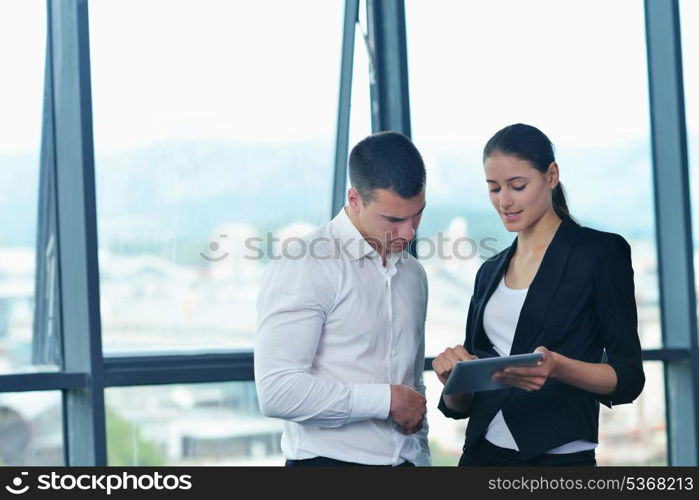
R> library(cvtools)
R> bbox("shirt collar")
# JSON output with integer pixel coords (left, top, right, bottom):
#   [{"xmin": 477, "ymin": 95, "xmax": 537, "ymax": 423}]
[
  {"xmin": 331, "ymin": 207, "xmax": 378, "ymax": 261},
  {"xmin": 335, "ymin": 206, "xmax": 415, "ymax": 263}
]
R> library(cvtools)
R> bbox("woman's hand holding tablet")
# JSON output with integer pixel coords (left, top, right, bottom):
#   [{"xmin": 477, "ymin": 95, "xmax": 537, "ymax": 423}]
[{"xmin": 443, "ymin": 351, "xmax": 544, "ymax": 394}]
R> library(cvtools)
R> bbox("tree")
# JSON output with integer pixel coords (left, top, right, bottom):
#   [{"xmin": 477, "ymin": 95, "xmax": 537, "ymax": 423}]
[{"xmin": 106, "ymin": 407, "xmax": 166, "ymax": 466}]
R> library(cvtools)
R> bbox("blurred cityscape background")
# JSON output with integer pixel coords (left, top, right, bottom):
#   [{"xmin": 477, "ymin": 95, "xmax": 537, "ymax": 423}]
[{"xmin": 2, "ymin": 0, "xmax": 698, "ymax": 465}]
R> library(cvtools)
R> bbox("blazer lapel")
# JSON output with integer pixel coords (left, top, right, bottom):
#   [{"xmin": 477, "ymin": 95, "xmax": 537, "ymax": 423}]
[
  {"xmin": 509, "ymin": 215, "xmax": 580, "ymax": 355},
  {"xmin": 471, "ymin": 241, "xmax": 517, "ymax": 357}
]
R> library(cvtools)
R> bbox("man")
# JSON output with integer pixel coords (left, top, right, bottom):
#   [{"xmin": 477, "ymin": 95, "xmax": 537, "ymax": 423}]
[{"xmin": 255, "ymin": 131, "xmax": 430, "ymax": 466}]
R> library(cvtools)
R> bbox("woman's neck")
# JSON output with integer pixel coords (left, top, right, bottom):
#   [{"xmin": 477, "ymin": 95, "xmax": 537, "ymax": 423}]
[{"xmin": 516, "ymin": 209, "xmax": 562, "ymax": 255}]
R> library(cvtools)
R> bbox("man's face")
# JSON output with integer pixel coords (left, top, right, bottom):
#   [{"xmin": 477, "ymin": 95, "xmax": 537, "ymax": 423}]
[{"xmin": 348, "ymin": 187, "xmax": 426, "ymax": 254}]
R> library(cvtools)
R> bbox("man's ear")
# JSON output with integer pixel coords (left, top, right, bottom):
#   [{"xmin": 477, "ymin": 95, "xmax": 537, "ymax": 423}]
[
  {"xmin": 347, "ymin": 187, "xmax": 361, "ymax": 211},
  {"xmin": 548, "ymin": 162, "xmax": 560, "ymax": 188}
]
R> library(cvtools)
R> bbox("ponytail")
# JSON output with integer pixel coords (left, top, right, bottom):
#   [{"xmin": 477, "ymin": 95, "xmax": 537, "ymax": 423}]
[{"xmin": 552, "ymin": 182, "xmax": 570, "ymax": 219}]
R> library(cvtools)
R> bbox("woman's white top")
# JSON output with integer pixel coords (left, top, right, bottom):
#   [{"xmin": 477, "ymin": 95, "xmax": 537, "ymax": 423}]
[{"xmin": 482, "ymin": 275, "xmax": 597, "ymax": 454}]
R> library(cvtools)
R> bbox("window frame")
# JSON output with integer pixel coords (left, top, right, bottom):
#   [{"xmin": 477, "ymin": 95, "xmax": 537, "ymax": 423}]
[{"xmin": 0, "ymin": 0, "xmax": 696, "ymax": 466}]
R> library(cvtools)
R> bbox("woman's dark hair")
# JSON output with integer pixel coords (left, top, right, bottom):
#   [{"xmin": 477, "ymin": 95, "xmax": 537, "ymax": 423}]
[
  {"xmin": 349, "ymin": 131, "xmax": 426, "ymax": 204},
  {"xmin": 483, "ymin": 123, "xmax": 570, "ymax": 219}
]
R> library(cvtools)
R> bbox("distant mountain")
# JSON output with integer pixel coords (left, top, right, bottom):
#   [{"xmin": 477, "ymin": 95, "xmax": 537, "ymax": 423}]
[
  {"xmin": 419, "ymin": 140, "xmax": 661, "ymax": 241},
  {"xmin": 2, "ymin": 137, "xmax": 699, "ymax": 252},
  {"xmin": 93, "ymin": 141, "xmax": 333, "ymax": 248}
]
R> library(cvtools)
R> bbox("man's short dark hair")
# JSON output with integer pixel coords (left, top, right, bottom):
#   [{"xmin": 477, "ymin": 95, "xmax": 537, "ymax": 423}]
[{"xmin": 348, "ymin": 131, "xmax": 426, "ymax": 204}]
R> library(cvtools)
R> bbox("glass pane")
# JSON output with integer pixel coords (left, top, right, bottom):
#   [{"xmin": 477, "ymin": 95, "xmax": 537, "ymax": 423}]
[
  {"xmin": 0, "ymin": 391, "xmax": 64, "ymax": 465},
  {"xmin": 89, "ymin": 0, "xmax": 343, "ymax": 354},
  {"xmin": 426, "ymin": 361, "xmax": 666, "ymax": 465},
  {"xmin": 681, "ymin": 0, "xmax": 699, "ymax": 334},
  {"xmin": 106, "ymin": 382, "xmax": 282, "ymax": 465},
  {"xmin": 424, "ymin": 370, "xmax": 466, "ymax": 465},
  {"xmin": 597, "ymin": 361, "xmax": 667, "ymax": 465},
  {"xmin": 406, "ymin": 0, "xmax": 660, "ymax": 356},
  {"xmin": 0, "ymin": 1, "xmax": 50, "ymax": 373}
]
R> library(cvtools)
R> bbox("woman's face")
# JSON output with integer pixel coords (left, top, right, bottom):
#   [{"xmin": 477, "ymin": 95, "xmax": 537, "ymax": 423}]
[{"xmin": 483, "ymin": 153, "xmax": 558, "ymax": 233}]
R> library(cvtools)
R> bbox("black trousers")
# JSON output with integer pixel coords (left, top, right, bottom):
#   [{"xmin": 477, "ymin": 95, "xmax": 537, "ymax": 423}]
[
  {"xmin": 459, "ymin": 438, "xmax": 596, "ymax": 466},
  {"xmin": 286, "ymin": 457, "xmax": 415, "ymax": 467}
]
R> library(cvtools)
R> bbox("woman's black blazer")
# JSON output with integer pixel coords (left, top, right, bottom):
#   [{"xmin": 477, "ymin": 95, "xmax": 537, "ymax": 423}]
[{"xmin": 438, "ymin": 214, "xmax": 645, "ymax": 459}]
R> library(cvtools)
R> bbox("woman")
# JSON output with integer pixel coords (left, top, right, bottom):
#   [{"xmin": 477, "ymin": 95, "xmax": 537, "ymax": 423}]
[{"xmin": 433, "ymin": 123, "xmax": 645, "ymax": 466}]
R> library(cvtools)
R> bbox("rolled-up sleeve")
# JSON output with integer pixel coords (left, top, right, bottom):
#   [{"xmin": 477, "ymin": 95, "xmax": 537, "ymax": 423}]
[
  {"xmin": 437, "ymin": 393, "xmax": 471, "ymax": 420},
  {"xmin": 593, "ymin": 235, "xmax": 645, "ymax": 407},
  {"xmin": 254, "ymin": 250, "xmax": 390, "ymax": 427}
]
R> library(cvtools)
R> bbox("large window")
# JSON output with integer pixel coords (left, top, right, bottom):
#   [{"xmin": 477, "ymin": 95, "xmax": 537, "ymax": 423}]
[
  {"xmin": 0, "ymin": 0, "xmax": 695, "ymax": 467},
  {"xmin": 407, "ymin": 0, "xmax": 663, "ymax": 464},
  {"xmin": 89, "ymin": 0, "xmax": 344, "ymax": 354},
  {"xmin": 0, "ymin": 1, "xmax": 51, "ymax": 374}
]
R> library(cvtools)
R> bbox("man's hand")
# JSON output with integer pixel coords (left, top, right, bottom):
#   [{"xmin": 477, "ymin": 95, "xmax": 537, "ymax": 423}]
[
  {"xmin": 432, "ymin": 345, "xmax": 478, "ymax": 385},
  {"xmin": 389, "ymin": 384, "xmax": 426, "ymax": 435}
]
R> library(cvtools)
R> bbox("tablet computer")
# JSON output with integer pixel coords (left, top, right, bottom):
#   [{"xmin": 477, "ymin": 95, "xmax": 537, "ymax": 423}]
[{"xmin": 442, "ymin": 352, "xmax": 544, "ymax": 394}]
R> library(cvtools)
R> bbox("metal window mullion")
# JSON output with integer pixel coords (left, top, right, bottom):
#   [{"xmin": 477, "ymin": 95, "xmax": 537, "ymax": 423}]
[
  {"xmin": 34, "ymin": 19, "xmax": 63, "ymax": 370},
  {"xmin": 365, "ymin": 0, "xmax": 411, "ymax": 136},
  {"xmin": 48, "ymin": 0, "xmax": 106, "ymax": 466},
  {"xmin": 332, "ymin": 0, "xmax": 360, "ymax": 218},
  {"xmin": 645, "ymin": 0, "xmax": 699, "ymax": 466},
  {"xmin": 0, "ymin": 372, "xmax": 88, "ymax": 392},
  {"xmin": 103, "ymin": 353, "xmax": 255, "ymax": 387},
  {"xmin": 365, "ymin": 0, "xmax": 418, "ymax": 258}
]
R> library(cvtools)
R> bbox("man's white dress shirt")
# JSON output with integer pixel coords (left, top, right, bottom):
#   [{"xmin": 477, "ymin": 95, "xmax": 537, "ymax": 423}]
[{"xmin": 255, "ymin": 208, "xmax": 430, "ymax": 466}]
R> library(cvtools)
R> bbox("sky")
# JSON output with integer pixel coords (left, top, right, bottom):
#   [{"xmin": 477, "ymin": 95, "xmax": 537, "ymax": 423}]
[
  {"xmin": 0, "ymin": 0, "xmax": 45, "ymax": 155},
  {"xmin": 0, "ymin": 0, "xmax": 697, "ymax": 157},
  {"xmin": 407, "ymin": 0, "xmax": 651, "ymax": 151}
]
